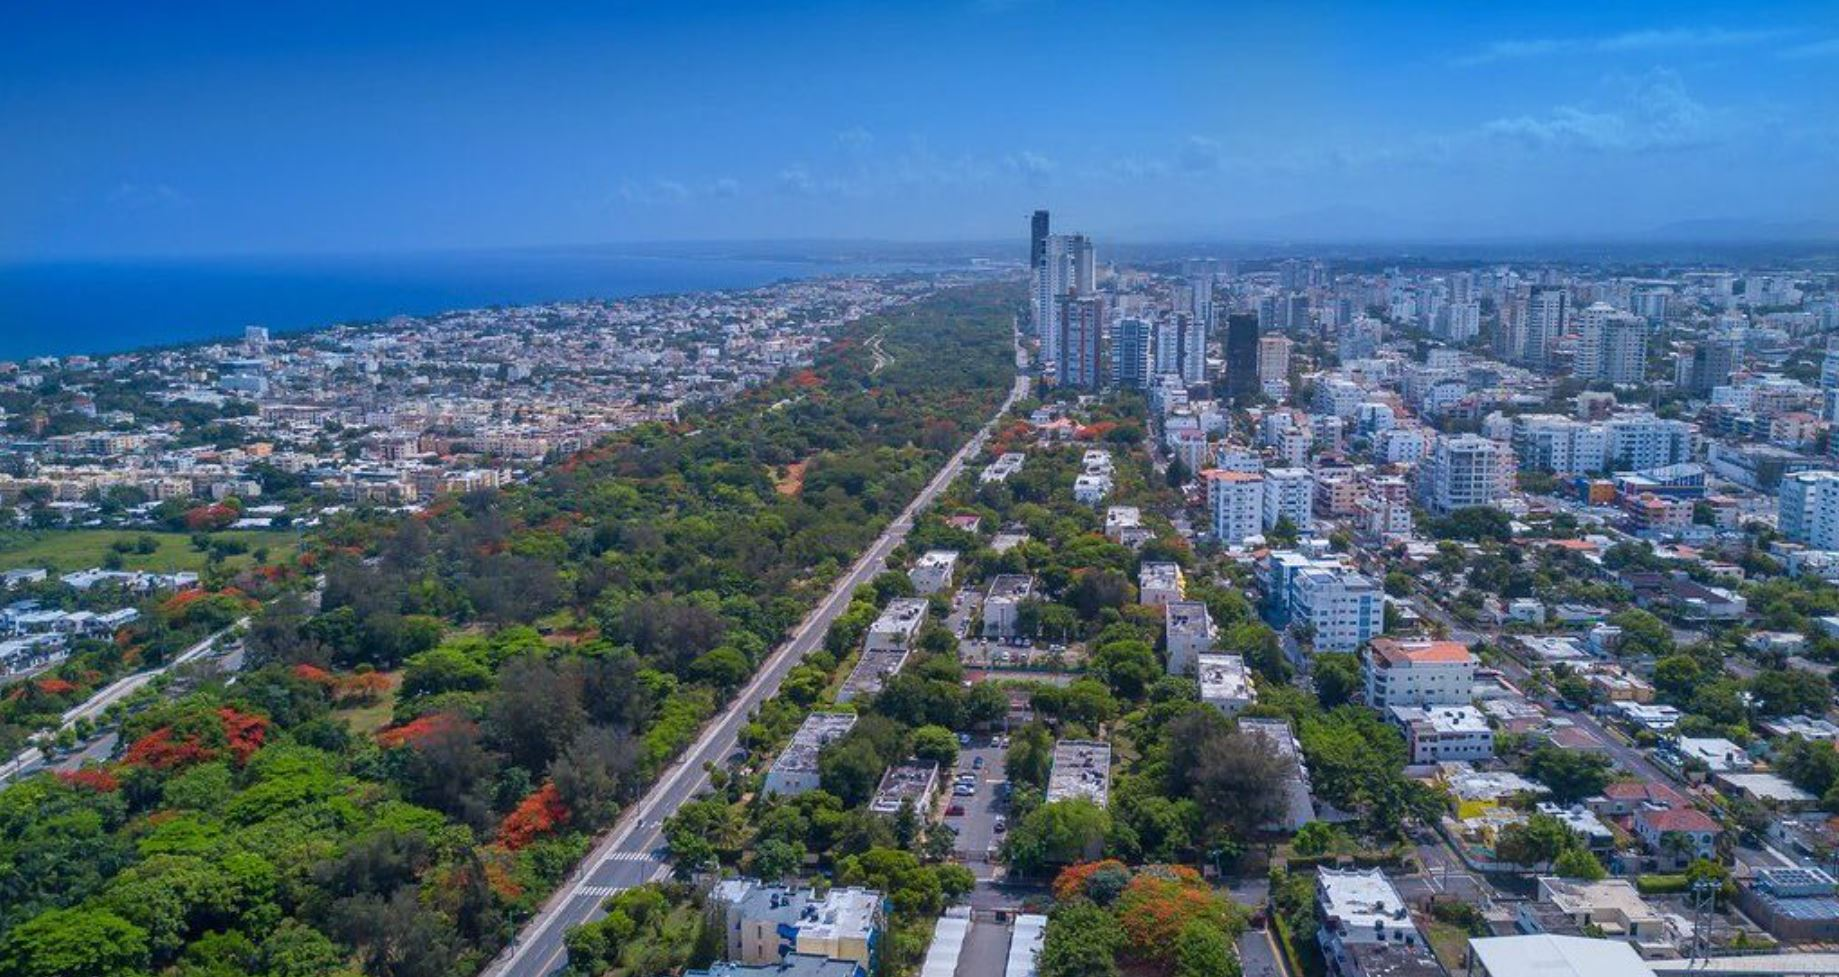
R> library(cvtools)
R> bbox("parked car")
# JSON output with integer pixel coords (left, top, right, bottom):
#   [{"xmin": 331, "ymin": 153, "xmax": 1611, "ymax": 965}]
[
  {"xmin": 953, "ymin": 783, "xmax": 976, "ymax": 797},
  {"xmin": 993, "ymin": 816, "xmax": 1007, "ymax": 833},
  {"xmin": 946, "ymin": 804, "xmax": 965, "ymax": 817},
  {"xmin": 972, "ymin": 756, "xmax": 985, "ymax": 770}
]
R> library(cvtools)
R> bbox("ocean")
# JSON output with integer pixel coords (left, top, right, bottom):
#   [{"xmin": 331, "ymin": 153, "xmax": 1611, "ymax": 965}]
[{"xmin": 0, "ymin": 248, "xmax": 925, "ymax": 360}]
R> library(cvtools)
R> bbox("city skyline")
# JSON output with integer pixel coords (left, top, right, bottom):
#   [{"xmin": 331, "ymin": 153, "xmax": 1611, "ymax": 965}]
[{"xmin": 4, "ymin": 0, "xmax": 1837, "ymax": 259}]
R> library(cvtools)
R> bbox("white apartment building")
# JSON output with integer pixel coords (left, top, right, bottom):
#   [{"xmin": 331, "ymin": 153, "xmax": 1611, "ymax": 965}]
[
  {"xmin": 1316, "ymin": 869, "xmax": 1436, "ymax": 977},
  {"xmin": 1780, "ymin": 470, "xmax": 1839, "ymax": 550},
  {"xmin": 982, "ymin": 575, "xmax": 1035, "ymax": 638},
  {"xmin": 1420, "ymin": 433, "xmax": 1512, "ymax": 514},
  {"xmin": 1262, "ymin": 467, "xmax": 1313, "ymax": 531},
  {"xmin": 1511, "ymin": 414, "xmax": 1608, "ymax": 474},
  {"xmin": 1389, "ymin": 705, "xmax": 1494, "ymax": 763},
  {"xmin": 1289, "ymin": 566, "xmax": 1384, "ymax": 652},
  {"xmin": 865, "ymin": 597, "xmax": 929, "ymax": 652},
  {"xmin": 1313, "ymin": 378, "xmax": 1365, "ymax": 419},
  {"xmin": 1197, "ymin": 653, "xmax": 1255, "ymax": 715},
  {"xmin": 1138, "ymin": 562, "xmax": 1186, "ymax": 607},
  {"xmin": 763, "ymin": 712, "xmax": 858, "ymax": 796},
  {"xmin": 1258, "ymin": 335, "xmax": 1292, "ymax": 383},
  {"xmin": 1374, "ymin": 426, "xmax": 1428, "ymax": 464},
  {"xmin": 1046, "ymin": 739, "xmax": 1112, "ymax": 809},
  {"xmin": 1205, "ymin": 470, "xmax": 1265, "ymax": 545},
  {"xmin": 908, "ymin": 550, "xmax": 959, "ymax": 595},
  {"xmin": 1574, "ymin": 303, "xmax": 1649, "ymax": 385},
  {"xmin": 1363, "ymin": 638, "xmax": 1476, "ymax": 709},
  {"xmin": 1603, "ymin": 415, "xmax": 1694, "ymax": 471},
  {"xmin": 1164, "ymin": 600, "xmax": 1217, "ymax": 677}
]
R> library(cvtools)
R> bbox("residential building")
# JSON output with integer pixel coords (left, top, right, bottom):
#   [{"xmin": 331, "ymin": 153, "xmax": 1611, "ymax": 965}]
[
  {"xmin": 1196, "ymin": 653, "xmax": 1254, "ymax": 715},
  {"xmin": 1466, "ymin": 934, "xmax": 1649, "ymax": 977},
  {"xmin": 868, "ymin": 761, "xmax": 940, "ymax": 816},
  {"xmin": 1110, "ymin": 316, "xmax": 1153, "ymax": 389},
  {"xmin": 1046, "ymin": 740, "xmax": 1112, "ymax": 809},
  {"xmin": 908, "ymin": 550, "xmax": 958, "ymax": 596},
  {"xmin": 982, "ymin": 575, "xmax": 1035, "ymax": 638},
  {"xmin": 1389, "ymin": 705, "xmax": 1493, "ymax": 763},
  {"xmin": 1632, "ymin": 806, "xmax": 1722, "ymax": 869},
  {"xmin": 1056, "ymin": 295, "xmax": 1105, "ymax": 391},
  {"xmin": 710, "ymin": 880, "xmax": 885, "ymax": 970},
  {"xmin": 763, "ymin": 712, "xmax": 858, "ymax": 796},
  {"xmin": 1515, "ymin": 284, "xmax": 1568, "ymax": 369},
  {"xmin": 1574, "ymin": 303, "xmax": 1649, "ymax": 385},
  {"xmin": 1525, "ymin": 877, "xmax": 1667, "ymax": 947},
  {"xmin": 1138, "ymin": 562, "xmax": 1186, "ymax": 607},
  {"xmin": 1736, "ymin": 867, "xmax": 1839, "ymax": 943},
  {"xmin": 688, "ymin": 957, "xmax": 862, "ymax": 977},
  {"xmin": 1262, "ymin": 467, "xmax": 1313, "ymax": 531},
  {"xmin": 1205, "ymin": 469, "xmax": 1264, "ymax": 545},
  {"xmin": 1258, "ymin": 335, "xmax": 1292, "ymax": 384},
  {"xmin": 837, "ymin": 648, "xmax": 910, "ymax": 703},
  {"xmin": 1603, "ymin": 415, "xmax": 1694, "ymax": 471},
  {"xmin": 1421, "ymin": 433, "xmax": 1512, "ymax": 514},
  {"xmin": 1363, "ymin": 638, "xmax": 1476, "ymax": 709},
  {"xmin": 1779, "ymin": 470, "xmax": 1839, "ymax": 550},
  {"xmin": 1315, "ymin": 869, "xmax": 1441, "ymax": 977},
  {"xmin": 1288, "ymin": 566, "xmax": 1384, "ymax": 652},
  {"xmin": 865, "ymin": 598, "xmax": 928, "ymax": 652},
  {"xmin": 1163, "ymin": 600, "xmax": 1216, "ymax": 677},
  {"xmin": 979, "ymin": 452, "xmax": 1025, "ymax": 484}
]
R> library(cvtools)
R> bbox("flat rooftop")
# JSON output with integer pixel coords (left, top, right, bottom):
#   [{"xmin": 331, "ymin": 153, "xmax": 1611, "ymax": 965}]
[
  {"xmin": 1046, "ymin": 739, "xmax": 1111, "ymax": 808},
  {"xmin": 770, "ymin": 712, "xmax": 858, "ymax": 776}
]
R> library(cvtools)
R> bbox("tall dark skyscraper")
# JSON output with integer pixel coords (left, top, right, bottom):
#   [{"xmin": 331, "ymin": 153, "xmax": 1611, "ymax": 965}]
[
  {"xmin": 1030, "ymin": 210, "xmax": 1050, "ymax": 270},
  {"xmin": 1223, "ymin": 313, "xmax": 1260, "ymax": 401}
]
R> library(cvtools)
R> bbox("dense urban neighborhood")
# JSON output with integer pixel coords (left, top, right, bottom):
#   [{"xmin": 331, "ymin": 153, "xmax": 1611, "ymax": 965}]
[{"xmin": 5, "ymin": 219, "xmax": 1839, "ymax": 977}]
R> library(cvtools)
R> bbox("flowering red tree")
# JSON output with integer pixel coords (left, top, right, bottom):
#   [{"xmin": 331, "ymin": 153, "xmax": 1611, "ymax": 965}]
[
  {"xmin": 1113, "ymin": 865, "xmax": 1238, "ymax": 966},
  {"xmin": 57, "ymin": 768, "xmax": 121, "ymax": 792},
  {"xmin": 498, "ymin": 782, "xmax": 571, "ymax": 850},
  {"xmin": 1052, "ymin": 859, "xmax": 1131, "ymax": 904},
  {"xmin": 376, "ymin": 712, "xmax": 474, "ymax": 749}
]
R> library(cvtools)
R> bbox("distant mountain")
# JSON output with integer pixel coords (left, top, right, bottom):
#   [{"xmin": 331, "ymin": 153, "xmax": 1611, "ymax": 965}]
[{"xmin": 1642, "ymin": 218, "xmax": 1839, "ymax": 242}]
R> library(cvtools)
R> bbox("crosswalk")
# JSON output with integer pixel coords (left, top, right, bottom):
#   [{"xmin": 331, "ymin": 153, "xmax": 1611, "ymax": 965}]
[
  {"xmin": 576, "ymin": 885, "xmax": 621, "ymax": 899},
  {"xmin": 599, "ymin": 851, "xmax": 658, "ymax": 863}
]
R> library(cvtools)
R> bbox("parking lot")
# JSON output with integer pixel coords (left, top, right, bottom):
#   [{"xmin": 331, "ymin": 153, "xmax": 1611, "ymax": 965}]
[{"xmin": 942, "ymin": 736, "xmax": 1011, "ymax": 878}]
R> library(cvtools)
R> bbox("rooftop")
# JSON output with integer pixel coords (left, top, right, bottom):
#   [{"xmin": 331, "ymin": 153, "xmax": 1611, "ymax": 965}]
[
  {"xmin": 1468, "ymin": 934, "xmax": 1651, "ymax": 977},
  {"xmin": 868, "ymin": 760, "xmax": 939, "ymax": 815},
  {"xmin": 1046, "ymin": 739, "xmax": 1111, "ymax": 808},
  {"xmin": 1369, "ymin": 637, "xmax": 1476, "ymax": 667},
  {"xmin": 770, "ymin": 712, "xmax": 858, "ymax": 777}
]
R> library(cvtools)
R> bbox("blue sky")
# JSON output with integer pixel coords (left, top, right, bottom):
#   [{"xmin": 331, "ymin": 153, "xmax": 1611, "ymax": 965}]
[{"xmin": 3, "ymin": 0, "xmax": 1836, "ymax": 257}]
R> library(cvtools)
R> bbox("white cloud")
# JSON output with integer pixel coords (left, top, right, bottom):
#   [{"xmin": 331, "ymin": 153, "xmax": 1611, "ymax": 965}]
[
  {"xmin": 707, "ymin": 177, "xmax": 741, "ymax": 198},
  {"xmin": 1478, "ymin": 69, "xmax": 1715, "ymax": 153},
  {"xmin": 1003, "ymin": 151, "xmax": 1057, "ymax": 184},
  {"xmin": 835, "ymin": 127, "xmax": 875, "ymax": 153},
  {"xmin": 1455, "ymin": 26, "xmax": 1787, "ymax": 66}
]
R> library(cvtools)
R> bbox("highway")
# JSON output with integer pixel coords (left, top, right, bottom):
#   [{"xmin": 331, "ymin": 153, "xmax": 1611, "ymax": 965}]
[
  {"xmin": 490, "ymin": 338, "xmax": 1028, "ymax": 977},
  {"xmin": 0, "ymin": 615, "xmax": 249, "ymax": 784}
]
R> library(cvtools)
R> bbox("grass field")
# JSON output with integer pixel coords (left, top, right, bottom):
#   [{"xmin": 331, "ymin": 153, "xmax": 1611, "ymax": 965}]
[
  {"xmin": 331, "ymin": 672, "xmax": 402, "ymax": 737},
  {"xmin": 0, "ymin": 529, "xmax": 303, "ymax": 574}
]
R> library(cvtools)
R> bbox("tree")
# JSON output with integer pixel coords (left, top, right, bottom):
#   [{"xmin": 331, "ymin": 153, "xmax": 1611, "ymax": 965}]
[
  {"xmin": 964, "ymin": 682, "xmax": 1010, "ymax": 727},
  {"xmin": 1173, "ymin": 918, "xmax": 1241, "ymax": 977},
  {"xmin": 1749, "ymin": 668, "xmax": 1831, "ymax": 718},
  {"xmin": 1040, "ymin": 902, "xmax": 1124, "ymax": 977},
  {"xmin": 1005, "ymin": 800, "xmax": 1113, "ymax": 876},
  {"xmin": 1494, "ymin": 813, "xmax": 1575, "ymax": 871},
  {"xmin": 1007, "ymin": 722, "xmax": 1055, "ymax": 791},
  {"xmin": 0, "ymin": 907, "xmax": 150, "ymax": 977},
  {"xmin": 909, "ymin": 725, "xmax": 960, "ymax": 770},
  {"xmin": 1607, "ymin": 609, "xmax": 1672, "ymax": 659},
  {"xmin": 1312, "ymin": 653, "xmax": 1360, "ymax": 708},
  {"xmin": 1091, "ymin": 640, "xmax": 1159, "ymax": 700},
  {"xmin": 1524, "ymin": 744, "xmax": 1613, "ymax": 804},
  {"xmin": 1553, "ymin": 846, "xmax": 1607, "ymax": 881}
]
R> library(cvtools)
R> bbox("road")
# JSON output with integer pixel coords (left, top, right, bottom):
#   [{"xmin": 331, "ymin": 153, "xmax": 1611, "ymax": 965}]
[
  {"xmin": 490, "ymin": 353, "xmax": 1029, "ymax": 977},
  {"xmin": 0, "ymin": 615, "xmax": 249, "ymax": 784}
]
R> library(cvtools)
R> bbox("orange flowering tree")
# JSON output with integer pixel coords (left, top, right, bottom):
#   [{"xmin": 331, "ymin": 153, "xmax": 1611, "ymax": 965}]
[
  {"xmin": 1113, "ymin": 865, "xmax": 1241, "ymax": 968},
  {"xmin": 497, "ymin": 782, "xmax": 571, "ymax": 850}
]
